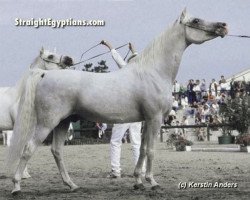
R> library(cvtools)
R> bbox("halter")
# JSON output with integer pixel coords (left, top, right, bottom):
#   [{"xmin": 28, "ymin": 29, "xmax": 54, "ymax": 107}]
[
  {"xmin": 183, "ymin": 21, "xmax": 250, "ymax": 39},
  {"xmin": 183, "ymin": 22, "xmax": 218, "ymax": 35},
  {"xmin": 40, "ymin": 55, "xmax": 66, "ymax": 68}
]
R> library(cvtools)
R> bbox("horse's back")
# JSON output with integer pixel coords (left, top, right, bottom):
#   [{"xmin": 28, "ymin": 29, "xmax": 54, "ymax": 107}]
[{"xmin": 35, "ymin": 69, "xmax": 144, "ymax": 123}]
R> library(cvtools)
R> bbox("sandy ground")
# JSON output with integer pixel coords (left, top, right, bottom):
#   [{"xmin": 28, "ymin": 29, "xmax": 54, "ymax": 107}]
[{"xmin": 1, "ymin": 143, "xmax": 250, "ymax": 200}]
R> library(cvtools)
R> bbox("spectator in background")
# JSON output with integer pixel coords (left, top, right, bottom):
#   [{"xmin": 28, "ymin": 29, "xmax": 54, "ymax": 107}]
[
  {"xmin": 219, "ymin": 75, "xmax": 227, "ymax": 93},
  {"xmin": 195, "ymin": 117, "xmax": 206, "ymax": 141},
  {"xmin": 181, "ymin": 116, "xmax": 189, "ymax": 137},
  {"xmin": 172, "ymin": 96, "xmax": 179, "ymax": 112},
  {"xmin": 218, "ymin": 93, "xmax": 227, "ymax": 105},
  {"xmin": 219, "ymin": 75, "xmax": 226, "ymax": 85},
  {"xmin": 165, "ymin": 109, "xmax": 176, "ymax": 125},
  {"xmin": 96, "ymin": 122, "xmax": 107, "ymax": 139},
  {"xmin": 211, "ymin": 101, "xmax": 219, "ymax": 114},
  {"xmin": 193, "ymin": 79, "xmax": 201, "ymax": 102},
  {"xmin": 172, "ymin": 80, "xmax": 181, "ymax": 103},
  {"xmin": 200, "ymin": 79, "xmax": 207, "ymax": 99},
  {"xmin": 187, "ymin": 79, "xmax": 195, "ymax": 105},
  {"xmin": 209, "ymin": 78, "xmax": 218, "ymax": 97},
  {"xmin": 181, "ymin": 95, "xmax": 189, "ymax": 109},
  {"xmin": 203, "ymin": 104, "xmax": 211, "ymax": 121},
  {"xmin": 207, "ymin": 91, "xmax": 216, "ymax": 106},
  {"xmin": 230, "ymin": 76, "xmax": 236, "ymax": 98}
]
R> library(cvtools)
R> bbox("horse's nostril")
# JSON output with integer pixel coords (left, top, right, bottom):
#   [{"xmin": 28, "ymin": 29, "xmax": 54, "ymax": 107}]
[{"xmin": 222, "ymin": 23, "xmax": 227, "ymax": 27}]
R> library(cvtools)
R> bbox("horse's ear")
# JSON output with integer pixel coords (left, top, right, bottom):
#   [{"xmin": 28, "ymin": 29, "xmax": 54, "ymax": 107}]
[
  {"xmin": 180, "ymin": 8, "xmax": 187, "ymax": 23},
  {"xmin": 40, "ymin": 47, "xmax": 44, "ymax": 56}
]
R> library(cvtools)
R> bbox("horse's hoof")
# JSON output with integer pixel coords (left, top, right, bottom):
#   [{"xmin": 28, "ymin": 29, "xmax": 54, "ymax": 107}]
[
  {"xmin": 151, "ymin": 185, "xmax": 161, "ymax": 191},
  {"xmin": 133, "ymin": 183, "xmax": 145, "ymax": 190},
  {"xmin": 11, "ymin": 190, "xmax": 21, "ymax": 196},
  {"xmin": 22, "ymin": 174, "xmax": 31, "ymax": 179},
  {"xmin": 70, "ymin": 186, "xmax": 80, "ymax": 192}
]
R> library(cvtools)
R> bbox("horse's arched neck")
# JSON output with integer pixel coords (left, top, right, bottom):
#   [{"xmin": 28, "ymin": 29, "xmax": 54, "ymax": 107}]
[{"xmin": 136, "ymin": 23, "xmax": 188, "ymax": 83}]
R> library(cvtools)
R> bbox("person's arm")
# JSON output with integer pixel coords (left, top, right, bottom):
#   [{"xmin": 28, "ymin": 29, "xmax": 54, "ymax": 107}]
[{"xmin": 100, "ymin": 40, "xmax": 126, "ymax": 69}]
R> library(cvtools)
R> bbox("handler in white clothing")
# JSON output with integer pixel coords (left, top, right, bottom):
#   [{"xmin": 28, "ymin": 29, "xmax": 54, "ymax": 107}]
[{"xmin": 100, "ymin": 40, "xmax": 143, "ymax": 178}]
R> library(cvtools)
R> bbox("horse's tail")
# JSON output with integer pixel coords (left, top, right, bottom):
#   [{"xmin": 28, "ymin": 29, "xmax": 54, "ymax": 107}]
[{"xmin": 6, "ymin": 69, "xmax": 45, "ymax": 173}]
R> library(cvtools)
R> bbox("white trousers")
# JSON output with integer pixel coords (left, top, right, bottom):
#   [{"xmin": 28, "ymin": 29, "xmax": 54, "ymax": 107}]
[
  {"xmin": 110, "ymin": 122, "xmax": 142, "ymax": 173},
  {"xmin": 2, "ymin": 130, "xmax": 13, "ymax": 146}
]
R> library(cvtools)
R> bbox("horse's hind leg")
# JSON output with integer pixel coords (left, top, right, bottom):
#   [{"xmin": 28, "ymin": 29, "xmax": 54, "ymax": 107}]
[
  {"xmin": 21, "ymin": 165, "xmax": 31, "ymax": 179},
  {"xmin": 12, "ymin": 132, "xmax": 46, "ymax": 194},
  {"xmin": 51, "ymin": 121, "xmax": 79, "ymax": 191}
]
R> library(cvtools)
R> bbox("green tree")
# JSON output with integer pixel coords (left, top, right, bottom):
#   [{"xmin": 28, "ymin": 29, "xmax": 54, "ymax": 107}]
[
  {"xmin": 83, "ymin": 63, "xmax": 93, "ymax": 72},
  {"xmin": 82, "ymin": 60, "xmax": 109, "ymax": 73}
]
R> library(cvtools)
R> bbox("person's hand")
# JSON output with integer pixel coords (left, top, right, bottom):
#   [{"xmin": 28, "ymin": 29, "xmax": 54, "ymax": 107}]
[
  {"xmin": 100, "ymin": 40, "xmax": 106, "ymax": 45},
  {"xmin": 100, "ymin": 40, "xmax": 112, "ymax": 50},
  {"xmin": 128, "ymin": 42, "xmax": 132, "ymax": 50}
]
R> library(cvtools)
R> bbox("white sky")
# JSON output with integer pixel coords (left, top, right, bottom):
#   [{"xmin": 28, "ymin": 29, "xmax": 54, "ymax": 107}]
[{"xmin": 0, "ymin": 0, "xmax": 250, "ymax": 86}]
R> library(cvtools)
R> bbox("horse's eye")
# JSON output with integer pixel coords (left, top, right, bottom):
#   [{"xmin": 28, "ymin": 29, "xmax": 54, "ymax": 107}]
[
  {"xmin": 48, "ymin": 55, "xmax": 54, "ymax": 59},
  {"xmin": 192, "ymin": 18, "xmax": 200, "ymax": 24}
]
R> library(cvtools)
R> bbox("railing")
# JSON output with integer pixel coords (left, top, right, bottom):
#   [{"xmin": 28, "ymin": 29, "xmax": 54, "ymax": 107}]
[
  {"xmin": 160, "ymin": 123, "xmax": 231, "ymax": 142},
  {"xmin": 70, "ymin": 123, "xmax": 231, "ymax": 143}
]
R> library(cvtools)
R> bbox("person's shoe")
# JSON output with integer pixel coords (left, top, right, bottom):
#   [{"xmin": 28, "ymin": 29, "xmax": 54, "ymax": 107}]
[{"xmin": 107, "ymin": 170, "xmax": 121, "ymax": 178}]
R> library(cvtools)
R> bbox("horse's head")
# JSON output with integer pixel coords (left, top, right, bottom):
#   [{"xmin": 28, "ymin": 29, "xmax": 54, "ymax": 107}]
[
  {"xmin": 178, "ymin": 9, "xmax": 228, "ymax": 44},
  {"xmin": 35, "ymin": 47, "xmax": 74, "ymax": 70}
]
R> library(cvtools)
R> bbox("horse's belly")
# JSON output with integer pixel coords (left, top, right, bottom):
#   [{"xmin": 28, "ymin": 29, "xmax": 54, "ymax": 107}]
[{"xmin": 76, "ymin": 105, "xmax": 143, "ymax": 123}]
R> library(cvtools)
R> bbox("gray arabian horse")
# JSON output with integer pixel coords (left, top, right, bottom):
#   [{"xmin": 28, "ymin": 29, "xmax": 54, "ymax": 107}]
[
  {"xmin": 8, "ymin": 9, "xmax": 228, "ymax": 194},
  {"xmin": 1, "ymin": 48, "xmax": 73, "ymax": 178}
]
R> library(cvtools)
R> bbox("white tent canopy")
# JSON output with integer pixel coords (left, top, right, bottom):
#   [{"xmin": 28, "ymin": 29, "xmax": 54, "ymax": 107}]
[{"xmin": 226, "ymin": 69, "xmax": 250, "ymax": 83}]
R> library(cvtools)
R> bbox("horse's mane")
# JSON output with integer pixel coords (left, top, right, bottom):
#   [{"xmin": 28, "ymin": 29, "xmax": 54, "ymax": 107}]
[{"xmin": 132, "ymin": 23, "xmax": 176, "ymax": 70}]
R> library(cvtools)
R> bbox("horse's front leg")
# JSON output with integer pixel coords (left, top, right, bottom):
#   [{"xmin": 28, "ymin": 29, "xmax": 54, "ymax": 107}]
[
  {"xmin": 133, "ymin": 124, "xmax": 147, "ymax": 190},
  {"xmin": 134, "ymin": 114, "xmax": 161, "ymax": 190},
  {"xmin": 144, "ymin": 115, "xmax": 162, "ymax": 190},
  {"xmin": 51, "ymin": 122, "xmax": 79, "ymax": 191}
]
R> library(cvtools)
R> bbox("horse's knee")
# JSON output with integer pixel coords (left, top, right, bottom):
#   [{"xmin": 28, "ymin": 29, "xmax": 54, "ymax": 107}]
[{"xmin": 146, "ymin": 149, "xmax": 155, "ymax": 160}]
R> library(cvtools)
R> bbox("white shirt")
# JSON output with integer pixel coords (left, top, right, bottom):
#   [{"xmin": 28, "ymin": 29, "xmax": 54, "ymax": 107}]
[{"xmin": 111, "ymin": 49, "xmax": 127, "ymax": 69}]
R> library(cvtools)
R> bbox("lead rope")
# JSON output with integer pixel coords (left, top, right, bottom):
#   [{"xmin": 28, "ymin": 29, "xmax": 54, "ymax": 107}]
[
  {"xmin": 72, "ymin": 42, "xmax": 129, "ymax": 67},
  {"xmin": 227, "ymin": 34, "xmax": 250, "ymax": 38}
]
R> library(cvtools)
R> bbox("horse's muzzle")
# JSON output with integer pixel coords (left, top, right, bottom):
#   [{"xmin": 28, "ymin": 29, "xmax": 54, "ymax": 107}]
[
  {"xmin": 215, "ymin": 22, "xmax": 228, "ymax": 38},
  {"xmin": 63, "ymin": 56, "xmax": 74, "ymax": 66}
]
